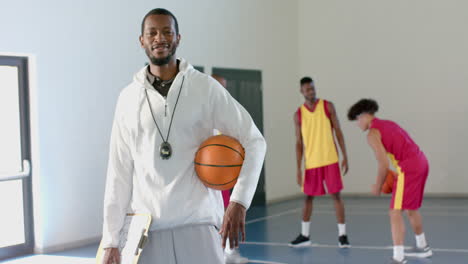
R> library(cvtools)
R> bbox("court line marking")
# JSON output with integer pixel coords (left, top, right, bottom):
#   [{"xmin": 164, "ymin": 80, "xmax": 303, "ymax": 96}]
[
  {"xmin": 242, "ymin": 241, "xmax": 468, "ymax": 254},
  {"xmin": 246, "ymin": 208, "xmax": 302, "ymax": 224},
  {"xmin": 243, "ymin": 241, "xmax": 391, "ymax": 250},
  {"xmin": 246, "ymin": 208, "xmax": 468, "ymax": 225},
  {"xmin": 248, "ymin": 260, "xmax": 288, "ymax": 264}
]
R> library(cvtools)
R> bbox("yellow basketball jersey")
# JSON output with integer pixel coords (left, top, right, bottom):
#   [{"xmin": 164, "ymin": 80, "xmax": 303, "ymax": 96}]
[{"xmin": 299, "ymin": 100, "xmax": 339, "ymax": 169}]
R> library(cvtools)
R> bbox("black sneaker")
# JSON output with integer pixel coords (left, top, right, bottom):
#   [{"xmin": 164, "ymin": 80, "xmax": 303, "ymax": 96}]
[
  {"xmin": 289, "ymin": 234, "xmax": 311, "ymax": 247},
  {"xmin": 338, "ymin": 235, "xmax": 350, "ymax": 248}
]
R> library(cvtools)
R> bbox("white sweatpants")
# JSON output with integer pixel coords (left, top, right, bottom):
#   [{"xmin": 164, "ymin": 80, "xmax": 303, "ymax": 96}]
[{"xmin": 138, "ymin": 224, "xmax": 224, "ymax": 264}]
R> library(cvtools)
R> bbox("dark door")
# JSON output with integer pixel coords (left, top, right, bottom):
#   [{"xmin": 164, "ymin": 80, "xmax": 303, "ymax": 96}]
[{"xmin": 212, "ymin": 67, "xmax": 265, "ymax": 206}]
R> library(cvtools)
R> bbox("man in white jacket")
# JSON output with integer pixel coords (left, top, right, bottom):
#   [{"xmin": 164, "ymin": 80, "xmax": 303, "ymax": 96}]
[{"xmin": 102, "ymin": 8, "xmax": 266, "ymax": 264}]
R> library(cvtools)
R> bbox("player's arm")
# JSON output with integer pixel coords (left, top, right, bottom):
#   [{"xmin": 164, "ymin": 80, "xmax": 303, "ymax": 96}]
[
  {"xmin": 367, "ymin": 128, "xmax": 389, "ymax": 193},
  {"xmin": 327, "ymin": 101, "xmax": 349, "ymax": 175},
  {"xmin": 294, "ymin": 112, "xmax": 304, "ymax": 186},
  {"xmin": 102, "ymin": 94, "xmax": 134, "ymax": 262}
]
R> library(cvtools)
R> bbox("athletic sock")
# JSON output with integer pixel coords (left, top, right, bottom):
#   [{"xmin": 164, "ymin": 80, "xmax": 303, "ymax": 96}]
[
  {"xmin": 301, "ymin": 221, "xmax": 310, "ymax": 237},
  {"xmin": 338, "ymin": 223, "xmax": 346, "ymax": 236},
  {"xmin": 393, "ymin": 245, "xmax": 405, "ymax": 262},
  {"xmin": 416, "ymin": 233, "xmax": 427, "ymax": 248}
]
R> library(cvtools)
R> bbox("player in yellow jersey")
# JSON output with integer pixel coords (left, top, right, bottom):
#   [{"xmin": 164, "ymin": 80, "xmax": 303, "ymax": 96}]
[{"xmin": 289, "ymin": 77, "xmax": 350, "ymax": 248}]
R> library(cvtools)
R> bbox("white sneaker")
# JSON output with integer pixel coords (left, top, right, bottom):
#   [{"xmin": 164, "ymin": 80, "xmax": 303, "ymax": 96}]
[
  {"xmin": 389, "ymin": 258, "xmax": 408, "ymax": 264},
  {"xmin": 225, "ymin": 248, "xmax": 249, "ymax": 264},
  {"xmin": 405, "ymin": 246, "xmax": 433, "ymax": 258}
]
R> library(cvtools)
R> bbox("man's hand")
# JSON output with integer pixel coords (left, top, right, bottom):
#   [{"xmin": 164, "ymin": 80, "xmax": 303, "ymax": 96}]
[
  {"xmin": 103, "ymin": 247, "xmax": 120, "ymax": 264},
  {"xmin": 296, "ymin": 170, "xmax": 302, "ymax": 186},
  {"xmin": 219, "ymin": 201, "xmax": 246, "ymax": 249},
  {"xmin": 341, "ymin": 158, "xmax": 349, "ymax": 175}
]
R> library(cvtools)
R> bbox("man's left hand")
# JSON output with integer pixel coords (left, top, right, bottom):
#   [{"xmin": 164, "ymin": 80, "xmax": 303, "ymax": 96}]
[
  {"xmin": 219, "ymin": 201, "xmax": 246, "ymax": 249},
  {"xmin": 341, "ymin": 158, "xmax": 349, "ymax": 175}
]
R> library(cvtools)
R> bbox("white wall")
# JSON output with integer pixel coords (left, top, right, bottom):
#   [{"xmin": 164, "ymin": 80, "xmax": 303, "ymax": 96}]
[
  {"xmin": 298, "ymin": 0, "xmax": 468, "ymax": 194},
  {"xmin": 0, "ymin": 0, "xmax": 300, "ymax": 252}
]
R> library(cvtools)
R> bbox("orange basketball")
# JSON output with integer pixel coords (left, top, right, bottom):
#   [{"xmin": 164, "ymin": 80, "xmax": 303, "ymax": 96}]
[
  {"xmin": 381, "ymin": 170, "xmax": 397, "ymax": 194},
  {"xmin": 195, "ymin": 135, "xmax": 245, "ymax": 190}
]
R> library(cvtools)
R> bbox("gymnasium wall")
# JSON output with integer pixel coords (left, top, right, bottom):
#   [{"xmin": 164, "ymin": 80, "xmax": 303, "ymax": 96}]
[
  {"xmin": 0, "ymin": 0, "xmax": 300, "ymax": 252},
  {"xmin": 298, "ymin": 0, "xmax": 468, "ymax": 195}
]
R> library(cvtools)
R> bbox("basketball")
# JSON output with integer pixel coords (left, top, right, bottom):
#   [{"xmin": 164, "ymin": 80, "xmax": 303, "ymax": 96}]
[
  {"xmin": 194, "ymin": 135, "xmax": 245, "ymax": 190},
  {"xmin": 381, "ymin": 170, "xmax": 397, "ymax": 194}
]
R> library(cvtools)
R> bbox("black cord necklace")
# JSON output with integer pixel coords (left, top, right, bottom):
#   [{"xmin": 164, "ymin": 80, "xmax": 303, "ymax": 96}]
[{"xmin": 144, "ymin": 75, "xmax": 185, "ymax": 160}]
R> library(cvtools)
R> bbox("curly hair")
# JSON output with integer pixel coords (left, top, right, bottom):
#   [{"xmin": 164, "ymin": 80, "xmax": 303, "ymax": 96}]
[{"xmin": 347, "ymin": 99, "xmax": 379, "ymax": 120}]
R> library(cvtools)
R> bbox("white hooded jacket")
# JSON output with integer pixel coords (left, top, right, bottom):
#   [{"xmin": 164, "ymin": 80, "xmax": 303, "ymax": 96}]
[{"xmin": 101, "ymin": 59, "xmax": 267, "ymax": 248}]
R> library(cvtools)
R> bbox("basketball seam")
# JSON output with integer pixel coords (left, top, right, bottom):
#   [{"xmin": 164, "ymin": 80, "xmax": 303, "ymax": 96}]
[
  {"xmin": 196, "ymin": 144, "xmax": 245, "ymax": 160},
  {"xmin": 194, "ymin": 162, "xmax": 242, "ymax": 167},
  {"xmin": 197, "ymin": 174, "xmax": 239, "ymax": 186}
]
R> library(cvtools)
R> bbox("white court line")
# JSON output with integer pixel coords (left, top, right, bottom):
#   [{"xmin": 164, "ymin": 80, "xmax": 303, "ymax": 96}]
[
  {"xmin": 246, "ymin": 208, "xmax": 301, "ymax": 224},
  {"xmin": 432, "ymin": 248, "xmax": 468, "ymax": 253},
  {"xmin": 242, "ymin": 241, "xmax": 468, "ymax": 254},
  {"xmin": 246, "ymin": 208, "xmax": 468, "ymax": 225},
  {"xmin": 242, "ymin": 241, "xmax": 391, "ymax": 250},
  {"xmin": 248, "ymin": 260, "xmax": 288, "ymax": 264}
]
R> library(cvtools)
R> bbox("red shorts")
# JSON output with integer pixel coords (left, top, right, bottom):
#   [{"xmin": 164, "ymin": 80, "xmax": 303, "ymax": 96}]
[
  {"xmin": 390, "ymin": 154, "xmax": 429, "ymax": 210},
  {"xmin": 221, "ymin": 190, "xmax": 230, "ymax": 209},
  {"xmin": 303, "ymin": 162, "xmax": 343, "ymax": 196}
]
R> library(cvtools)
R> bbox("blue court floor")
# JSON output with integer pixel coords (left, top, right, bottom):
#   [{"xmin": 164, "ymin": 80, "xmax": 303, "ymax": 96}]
[{"xmin": 2, "ymin": 197, "xmax": 467, "ymax": 264}]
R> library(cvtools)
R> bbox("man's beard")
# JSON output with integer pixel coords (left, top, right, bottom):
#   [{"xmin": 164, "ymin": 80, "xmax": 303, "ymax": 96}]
[{"xmin": 147, "ymin": 45, "xmax": 177, "ymax": 66}]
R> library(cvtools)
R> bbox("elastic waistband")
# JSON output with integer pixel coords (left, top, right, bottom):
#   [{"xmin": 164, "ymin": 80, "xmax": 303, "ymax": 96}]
[{"xmin": 149, "ymin": 221, "xmax": 218, "ymax": 233}]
